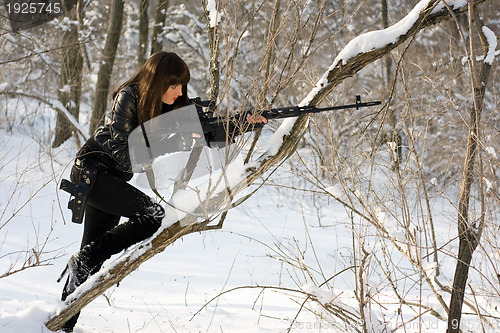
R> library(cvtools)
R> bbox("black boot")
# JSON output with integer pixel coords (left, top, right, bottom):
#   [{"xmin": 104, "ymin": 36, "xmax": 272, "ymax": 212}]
[
  {"xmin": 58, "ymin": 246, "xmax": 95, "ymax": 333},
  {"xmin": 64, "ymin": 249, "xmax": 93, "ymax": 299}
]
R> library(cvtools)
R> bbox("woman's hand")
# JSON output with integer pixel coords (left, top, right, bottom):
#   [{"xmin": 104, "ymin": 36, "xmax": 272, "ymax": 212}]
[{"xmin": 246, "ymin": 113, "xmax": 268, "ymax": 124}]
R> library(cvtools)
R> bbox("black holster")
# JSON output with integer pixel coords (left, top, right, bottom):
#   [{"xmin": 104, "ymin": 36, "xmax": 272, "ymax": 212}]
[{"xmin": 60, "ymin": 159, "xmax": 98, "ymax": 224}]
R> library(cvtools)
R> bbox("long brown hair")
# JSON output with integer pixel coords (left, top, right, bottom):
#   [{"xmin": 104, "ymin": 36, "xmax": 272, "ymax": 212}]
[{"xmin": 113, "ymin": 51, "xmax": 190, "ymax": 124}]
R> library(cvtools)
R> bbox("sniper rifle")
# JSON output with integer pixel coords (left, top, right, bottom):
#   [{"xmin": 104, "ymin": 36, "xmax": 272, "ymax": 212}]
[{"xmin": 190, "ymin": 95, "xmax": 381, "ymax": 144}]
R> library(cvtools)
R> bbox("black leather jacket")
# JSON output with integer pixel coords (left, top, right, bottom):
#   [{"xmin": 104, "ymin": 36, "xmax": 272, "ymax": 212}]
[
  {"xmin": 79, "ymin": 84, "xmax": 259, "ymax": 178},
  {"xmin": 82, "ymin": 85, "xmax": 139, "ymax": 178}
]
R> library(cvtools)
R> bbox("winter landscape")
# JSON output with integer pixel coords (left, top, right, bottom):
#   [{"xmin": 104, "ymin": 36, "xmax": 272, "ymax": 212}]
[{"xmin": 0, "ymin": 0, "xmax": 499, "ymax": 332}]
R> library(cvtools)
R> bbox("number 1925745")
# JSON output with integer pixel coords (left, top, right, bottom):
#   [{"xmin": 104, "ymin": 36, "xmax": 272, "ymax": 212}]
[{"xmin": 5, "ymin": 2, "xmax": 62, "ymax": 15}]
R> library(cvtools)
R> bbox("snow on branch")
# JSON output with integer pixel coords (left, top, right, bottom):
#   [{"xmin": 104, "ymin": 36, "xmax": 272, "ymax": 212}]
[
  {"xmin": 45, "ymin": 0, "xmax": 483, "ymax": 329},
  {"xmin": 482, "ymin": 26, "xmax": 498, "ymax": 64},
  {"xmin": 206, "ymin": 0, "xmax": 221, "ymax": 28},
  {"xmin": 302, "ymin": 0, "xmax": 481, "ymax": 107}
]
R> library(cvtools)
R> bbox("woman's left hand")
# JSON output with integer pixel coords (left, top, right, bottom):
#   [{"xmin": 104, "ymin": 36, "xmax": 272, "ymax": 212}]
[{"xmin": 246, "ymin": 113, "xmax": 268, "ymax": 124}]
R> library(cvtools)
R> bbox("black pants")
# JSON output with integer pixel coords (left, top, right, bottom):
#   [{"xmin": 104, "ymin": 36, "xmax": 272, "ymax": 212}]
[
  {"xmin": 78, "ymin": 168, "xmax": 164, "ymax": 254},
  {"xmin": 61, "ymin": 163, "xmax": 165, "ymax": 330}
]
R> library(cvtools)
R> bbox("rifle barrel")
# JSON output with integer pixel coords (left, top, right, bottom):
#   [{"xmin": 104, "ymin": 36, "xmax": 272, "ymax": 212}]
[
  {"xmin": 198, "ymin": 97, "xmax": 382, "ymax": 128},
  {"xmin": 244, "ymin": 99, "xmax": 382, "ymax": 121}
]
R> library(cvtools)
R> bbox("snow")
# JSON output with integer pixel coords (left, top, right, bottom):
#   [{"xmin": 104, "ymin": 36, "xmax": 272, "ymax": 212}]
[
  {"xmin": 301, "ymin": 0, "xmax": 432, "ymax": 107},
  {"xmin": 267, "ymin": 118, "xmax": 298, "ymax": 155},
  {"xmin": 387, "ymin": 141, "xmax": 397, "ymax": 151},
  {"xmin": 269, "ymin": 0, "xmax": 476, "ymax": 160},
  {"xmin": 49, "ymin": 98, "xmax": 90, "ymax": 140},
  {"xmin": 482, "ymin": 26, "xmax": 498, "ymax": 64},
  {"xmin": 0, "ymin": 129, "xmax": 353, "ymax": 332},
  {"xmin": 333, "ymin": 0, "xmax": 429, "ymax": 68},
  {"xmin": 422, "ymin": 261, "xmax": 438, "ymax": 279},
  {"xmin": 59, "ymin": 85, "xmax": 71, "ymax": 94},
  {"xmin": 325, "ymin": 184, "xmax": 343, "ymax": 198},
  {"xmin": 486, "ymin": 146, "xmax": 497, "ymax": 158},
  {"xmin": 431, "ymin": 0, "xmax": 467, "ymax": 14},
  {"xmin": 483, "ymin": 177, "xmax": 493, "ymax": 193},
  {"xmin": 0, "ymin": 300, "xmax": 60, "ymax": 333},
  {"xmin": 3, "ymin": 111, "xmax": 498, "ymax": 332},
  {"xmin": 206, "ymin": 0, "xmax": 221, "ymax": 28}
]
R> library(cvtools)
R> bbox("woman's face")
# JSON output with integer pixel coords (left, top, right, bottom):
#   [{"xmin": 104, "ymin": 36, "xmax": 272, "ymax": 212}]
[{"xmin": 162, "ymin": 85, "xmax": 183, "ymax": 105}]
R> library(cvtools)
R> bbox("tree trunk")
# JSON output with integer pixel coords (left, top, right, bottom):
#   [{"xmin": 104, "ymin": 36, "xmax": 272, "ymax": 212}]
[
  {"xmin": 52, "ymin": 2, "xmax": 83, "ymax": 148},
  {"xmin": 381, "ymin": 0, "xmax": 402, "ymax": 171},
  {"xmin": 137, "ymin": 0, "xmax": 150, "ymax": 66},
  {"xmin": 89, "ymin": 0, "xmax": 125, "ymax": 134},
  {"xmin": 150, "ymin": 0, "xmax": 169, "ymax": 55},
  {"xmin": 202, "ymin": 0, "xmax": 220, "ymax": 112},
  {"xmin": 381, "ymin": 0, "xmax": 392, "ymax": 87},
  {"xmin": 447, "ymin": 63, "xmax": 490, "ymax": 333},
  {"xmin": 446, "ymin": 6, "xmax": 491, "ymax": 330}
]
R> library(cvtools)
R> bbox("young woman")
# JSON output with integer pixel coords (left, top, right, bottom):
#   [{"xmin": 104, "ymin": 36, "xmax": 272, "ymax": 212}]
[
  {"xmin": 59, "ymin": 51, "xmax": 191, "ymax": 332},
  {"xmin": 59, "ymin": 51, "xmax": 266, "ymax": 332}
]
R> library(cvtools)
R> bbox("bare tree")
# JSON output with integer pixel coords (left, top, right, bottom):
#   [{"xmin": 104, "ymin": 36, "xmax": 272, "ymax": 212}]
[
  {"xmin": 150, "ymin": 0, "xmax": 168, "ymax": 55},
  {"xmin": 52, "ymin": 1, "xmax": 83, "ymax": 147},
  {"xmin": 381, "ymin": 0, "xmax": 402, "ymax": 171},
  {"xmin": 137, "ymin": 0, "xmax": 150, "ymax": 66},
  {"xmin": 89, "ymin": 0, "xmax": 125, "ymax": 134},
  {"xmin": 447, "ymin": 4, "xmax": 493, "ymax": 332},
  {"xmin": 201, "ymin": 0, "xmax": 220, "ymax": 111}
]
